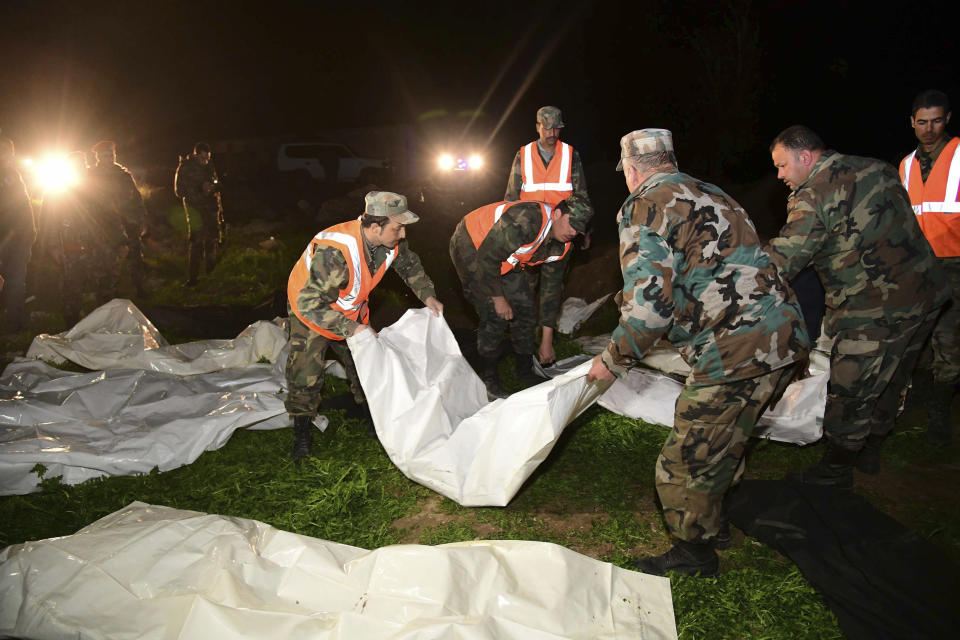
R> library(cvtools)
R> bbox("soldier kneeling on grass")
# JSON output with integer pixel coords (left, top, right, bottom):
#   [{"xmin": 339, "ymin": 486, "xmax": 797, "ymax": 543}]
[{"xmin": 284, "ymin": 191, "xmax": 443, "ymax": 459}]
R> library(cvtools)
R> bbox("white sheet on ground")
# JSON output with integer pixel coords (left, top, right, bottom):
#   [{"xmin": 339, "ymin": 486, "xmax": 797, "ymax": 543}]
[
  {"xmin": 550, "ymin": 339, "xmax": 829, "ymax": 445},
  {"xmin": 0, "ymin": 502, "xmax": 678, "ymax": 640},
  {"xmin": 556, "ymin": 294, "xmax": 613, "ymax": 334},
  {"xmin": 348, "ymin": 309, "xmax": 612, "ymax": 507}
]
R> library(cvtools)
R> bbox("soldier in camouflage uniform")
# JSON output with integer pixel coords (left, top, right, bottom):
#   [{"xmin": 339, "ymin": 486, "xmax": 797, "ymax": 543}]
[
  {"xmin": 449, "ymin": 195, "xmax": 592, "ymax": 397},
  {"xmin": 0, "ymin": 136, "xmax": 35, "ymax": 332},
  {"xmin": 504, "ymin": 106, "xmax": 591, "ymax": 210},
  {"xmin": 285, "ymin": 191, "xmax": 443, "ymax": 459},
  {"xmin": 767, "ymin": 125, "xmax": 947, "ymax": 483},
  {"xmin": 587, "ymin": 129, "xmax": 810, "ymax": 577},
  {"xmin": 89, "ymin": 140, "xmax": 148, "ymax": 299},
  {"xmin": 174, "ymin": 142, "xmax": 224, "ymax": 286}
]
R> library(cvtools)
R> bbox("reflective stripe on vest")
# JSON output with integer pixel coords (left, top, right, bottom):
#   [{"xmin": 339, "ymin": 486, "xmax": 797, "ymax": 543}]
[
  {"xmin": 287, "ymin": 219, "xmax": 397, "ymax": 339},
  {"xmin": 462, "ymin": 201, "xmax": 569, "ymax": 275},
  {"xmin": 519, "ymin": 141, "xmax": 573, "ymax": 205},
  {"xmin": 900, "ymin": 137, "xmax": 960, "ymax": 256}
]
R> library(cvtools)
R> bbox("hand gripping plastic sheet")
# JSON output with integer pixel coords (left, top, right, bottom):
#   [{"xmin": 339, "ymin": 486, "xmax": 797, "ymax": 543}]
[
  {"xmin": 347, "ymin": 309, "xmax": 612, "ymax": 507},
  {"xmin": 0, "ymin": 502, "xmax": 679, "ymax": 639}
]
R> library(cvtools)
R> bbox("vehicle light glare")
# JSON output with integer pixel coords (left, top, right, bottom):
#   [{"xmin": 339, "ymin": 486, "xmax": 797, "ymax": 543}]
[
  {"xmin": 468, "ymin": 155, "xmax": 483, "ymax": 170},
  {"xmin": 438, "ymin": 154, "xmax": 454, "ymax": 171},
  {"xmin": 37, "ymin": 154, "xmax": 79, "ymax": 193}
]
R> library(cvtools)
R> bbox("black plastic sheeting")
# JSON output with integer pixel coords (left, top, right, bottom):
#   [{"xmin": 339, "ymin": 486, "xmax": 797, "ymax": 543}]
[{"xmin": 727, "ymin": 480, "xmax": 960, "ymax": 640}]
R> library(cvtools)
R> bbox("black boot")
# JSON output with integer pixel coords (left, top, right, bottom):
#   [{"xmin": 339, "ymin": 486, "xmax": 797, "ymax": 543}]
[
  {"xmin": 712, "ymin": 516, "xmax": 733, "ymax": 550},
  {"xmin": 788, "ymin": 440, "xmax": 857, "ymax": 488},
  {"xmin": 513, "ymin": 353, "xmax": 544, "ymax": 388},
  {"xmin": 481, "ymin": 356, "xmax": 507, "ymax": 399},
  {"xmin": 634, "ymin": 540, "xmax": 719, "ymax": 577},
  {"xmin": 927, "ymin": 382, "xmax": 956, "ymax": 445},
  {"xmin": 855, "ymin": 434, "xmax": 886, "ymax": 475},
  {"xmin": 291, "ymin": 416, "xmax": 314, "ymax": 460}
]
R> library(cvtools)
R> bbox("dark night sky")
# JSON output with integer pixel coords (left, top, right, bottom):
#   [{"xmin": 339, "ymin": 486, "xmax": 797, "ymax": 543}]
[{"xmin": 1, "ymin": 0, "xmax": 957, "ymax": 181}]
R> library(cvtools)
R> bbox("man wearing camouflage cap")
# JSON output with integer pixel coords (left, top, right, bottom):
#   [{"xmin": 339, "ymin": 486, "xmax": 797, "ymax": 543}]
[
  {"xmin": 286, "ymin": 191, "xmax": 443, "ymax": 459},
  {"xmin": 587, "ymin": 129, "xmax": 810, "ymax": 577},
  {"xmin": 504, "ymin": 106, "xmax": 591, "ymax": 210},
  {"xmin": 450, "ymin": 194, "xmax": 592, "ymax": 398},
  {"xmin": 767, "ymin": 125, "xmax": 946, "ymax": 482}
]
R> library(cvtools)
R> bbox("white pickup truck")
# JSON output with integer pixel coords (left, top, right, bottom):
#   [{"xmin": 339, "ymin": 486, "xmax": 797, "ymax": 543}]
[{"xmin": 276, "ymin": 142, "xmax": 386, "ymax": 184}]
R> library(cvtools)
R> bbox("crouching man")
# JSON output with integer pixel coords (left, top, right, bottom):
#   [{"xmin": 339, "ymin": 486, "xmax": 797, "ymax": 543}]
[
  {"xmin": 449, "ymin": 195, "xmax": 592, "ymax": 398},
  {"xmin": 285, "ymin": 191, "xmax": 443, "ymax": 459},
  {"xmin": 588, "ymin": 129, "xmax": 810, "ymax": 577}
]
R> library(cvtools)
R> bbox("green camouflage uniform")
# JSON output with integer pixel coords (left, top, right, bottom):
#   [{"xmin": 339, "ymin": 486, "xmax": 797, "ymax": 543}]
[
  {"xmin": 504, "ymin": 144, "xmax": 590, "ymax": 203},
  {"xmin": 767, "ymin": 151, "xmax": 948, "ymax": 448},
  {"xmin": 602, "ymin": 170, "xmax": 809, "ymax": 544},
  {"xmin": 913, "ymin": 136, "xmax": 960, "ymax": 386},
  {"xmin": 449, "ymin": 201, "xmax": 570, "ymax": 358},
  {"xmin": 284, "ymin": 233, "xmax": 437, "ymax": 417},
  {"xmin": 175, "ymin": 154, "xmax": 224, "ymax": 281},
  {"xmin": 88, "ymin": 162, "xmax": 147, "ymax": 295}
]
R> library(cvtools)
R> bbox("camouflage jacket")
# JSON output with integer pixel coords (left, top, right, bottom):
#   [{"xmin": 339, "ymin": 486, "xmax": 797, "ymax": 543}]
[
  {"xmin": 174, "ymin": 154, "xmax": 221, "ymax": 211},
  {"xmin": 914, "ymin": 135, "xmax": 952, "ymax": 182},
  {"xmin": 601, "ymin": 171, "xmax": 810, "ymax": 386},
  {"xmin": 766, "ymin": 151, "xmax": 947, "ymax": 335},
  {"xmin": 88, "ymin": 162, "xmax": 147, "ymax": 240},
  {"xmin": 504, "ymin": 143, "xmax": 590, "ymax": 204},
  {"xmin": 0, "ymin": 163, "xmax": 35, "ymax": 248},
  {"xmin": 451, "ymin": 201, "xmax": 570, "ymax": 329},
  {"xmin": 298, "ymin": 232, "xmax": 437, "ymax": 338}
]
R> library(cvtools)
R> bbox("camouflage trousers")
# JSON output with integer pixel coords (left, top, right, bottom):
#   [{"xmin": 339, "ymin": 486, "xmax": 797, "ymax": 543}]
[
  {"xmin": 283, "ymin": 313, "xmax": 365, "ymax": 417},
  {"xmin": 824, "ymin": 308, "xmax": 940, "ymax": 449},
  {"xmin": 61, "ymin": 243, "xmax": 122, "ymax": 324},
  {"xmin": 929, "ymin": 257, "xmax": 960, "ymax": 385},
  {"xmin": 450, "ymin": 230, "xmax": 539, "ymax": 358},
  {"xmin": 657, "ymin": 363, "xmax": 800, "ymax": 544},
  {"xmin": 184, "ymin": 202, "xmax": 220, "ymax": 281}
]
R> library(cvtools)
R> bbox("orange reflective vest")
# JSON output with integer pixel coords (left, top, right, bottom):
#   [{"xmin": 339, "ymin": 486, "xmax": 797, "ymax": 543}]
[
  {"xmin": 519, "ymin": 141, "xmax": 574, "ymax": 205},
  {"xmin": 464, "ymin": 201, "xmax": 571, "ymax": 275},
  {"xmin": 287, "ymin": 219, "xmax": 398, "ymax": 340},
  {"xmin": 900, "ymin": 136, "xmax": 960, "ymax": 257}
]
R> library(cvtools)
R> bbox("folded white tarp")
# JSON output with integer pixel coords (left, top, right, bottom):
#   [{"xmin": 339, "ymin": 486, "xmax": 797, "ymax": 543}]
[
  {"xmin": 0, "ymin": 356, "xmax": 293, "ymax": 495},
  {"xmin": 349, "ymin": 309, "xmax": 612, "ymax": 507},
  {"xmin": 556, "ymin": 294, "xmax": 613, "ymax": 334},
  {"xmin": 0, "ymin": 502, "xmax": 678, "ymax": 640},
  {"xmin": 25, "ymin": 299, "xmax": 289, "ymax": 374},
  {"xmin": 559, "ymin": 335, "xmax": 829, "ymax": 445}
]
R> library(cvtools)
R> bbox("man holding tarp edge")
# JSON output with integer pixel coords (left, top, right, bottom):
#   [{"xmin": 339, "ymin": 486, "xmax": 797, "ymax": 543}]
[
  {"xmin": 286, "ymin": 191, "xmax": 443, "ymax": 460},
  {"xmin": 588, "ymin": 128, "xmax": 810, "ymax": 577},
  {"xmin": 449, "ymin": 195, "xmax": 593, "ymax": 399}
]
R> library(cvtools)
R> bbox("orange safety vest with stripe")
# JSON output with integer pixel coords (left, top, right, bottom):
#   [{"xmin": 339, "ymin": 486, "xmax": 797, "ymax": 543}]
[
  {"xmin": 464, "ymin": 201, "xmax": 571, "ymax": 275},
  {"xmin": 900, "ymin": 136, "xmax": 960, "ymax": 257},
  {"xmin": 287, "ymin": 219, "xmax": 398, "ymax": 340},
  {"xmin": 519, "ymin": 141, "xmax": 574, "ymax": 205}
]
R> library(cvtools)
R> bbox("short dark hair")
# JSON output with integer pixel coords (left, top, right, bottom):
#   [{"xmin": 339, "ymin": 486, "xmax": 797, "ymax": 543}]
[
  {"xmin": 770, "ymin": 125, "xmax": 825, "ymax": 153},
  {"xmin": 360, "ymin": 214, "xmax": 389, "ymax": 228},
  {"xmin": 92, "ymin": 139, "xmax": 116, "ymax": 155},
  {"xmin": 194, "ymin": 142, "xmax": 211, "ymax": 154},
  {"xmin": 911, "ymin": 89, "xmax": 951, "ymax": 116}
]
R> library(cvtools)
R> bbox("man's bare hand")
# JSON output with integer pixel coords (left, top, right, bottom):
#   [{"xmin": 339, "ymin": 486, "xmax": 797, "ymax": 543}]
[
  {"xmin": 352, "ymin": 324, "xmax": 377, "ymax": 337},
  {"xmin": 425, "ymin": 296, "xmax": 443, "ymax": 317},
  {"xmin": 586, "ymin": 355, "xmax": 615, "ymax": 383},
  {"xmin": 492, "ymin": 296, "xmax": 513, "ymax": 320}
]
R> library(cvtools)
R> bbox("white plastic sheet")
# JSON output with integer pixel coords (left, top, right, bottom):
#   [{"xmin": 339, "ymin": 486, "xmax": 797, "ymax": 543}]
[
  {"xmin": 25, "ymin": 299, "xmax": 289, "ymax": 374},
  {"xmin": 349, "ymin": 309, "xmax": 612, "ymax": 507},
  {"xmin": 0, "ymin": 502, "xmax": 678, "ymax": 639},
  {"xmin": 556, "ymin": 294, "xmax": 612, "ymax": 334},
  {"xmin": 567, "ymin": 335, "xmax": 829, "ymax": 445}
]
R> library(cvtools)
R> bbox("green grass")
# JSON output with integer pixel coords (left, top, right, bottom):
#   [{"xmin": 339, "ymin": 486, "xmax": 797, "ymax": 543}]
[{"xmin": 4, "ymin": 212, "xmax": 958, "ymax": 639}]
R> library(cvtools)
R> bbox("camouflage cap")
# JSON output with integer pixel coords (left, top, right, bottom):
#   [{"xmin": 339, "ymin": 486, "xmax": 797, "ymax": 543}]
[
  {"xmin": 615, "ymin": 128, "xmax": 674, "ymax": 171},
  {"xmin": 364, "ymin": 191, "xmax": 419, "ymax": 224},
  {"xmin": 536, "ymin": 106, "xmax": 565, "ymax": 129},
  {"xmin": 559, "ymin": 194, "xmax": 593, "ymax": 233}
]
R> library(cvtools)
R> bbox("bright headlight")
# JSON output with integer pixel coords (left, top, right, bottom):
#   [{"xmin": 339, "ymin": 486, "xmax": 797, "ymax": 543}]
[
  {"xmin": 468, "ymin": 154, "xmax": 484, "ymax": 170},
  {"xmin": 437, "ymin": 154, "xmax": 455, "ymax": 171},
  {"xmin": 37, "ymin": 155, "xmax": 80, "ymax": 193}
]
